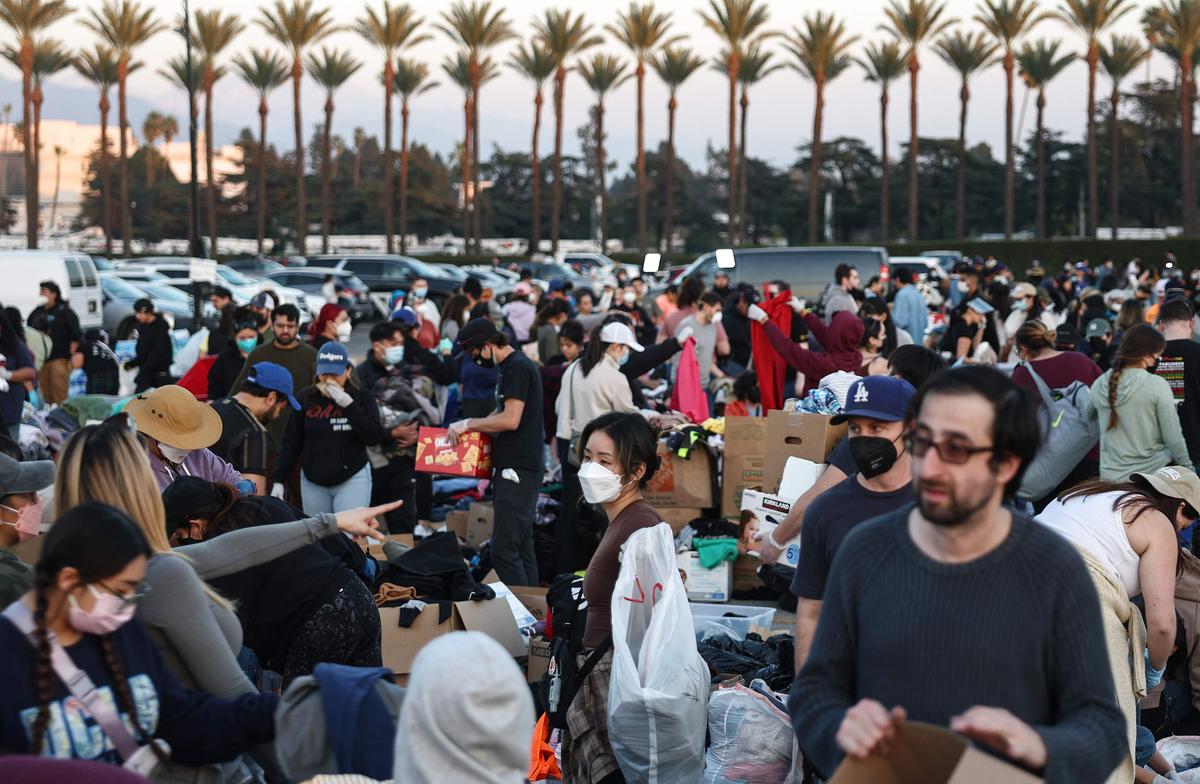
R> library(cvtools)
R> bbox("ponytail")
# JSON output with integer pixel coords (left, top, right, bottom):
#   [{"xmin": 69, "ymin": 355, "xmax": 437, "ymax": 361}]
[{"xmin": 1106, "ymin": 324, "xmax": 1166, "ymax": 431}]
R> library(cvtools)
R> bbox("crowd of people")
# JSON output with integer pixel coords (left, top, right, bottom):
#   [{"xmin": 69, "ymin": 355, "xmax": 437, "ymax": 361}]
[{"xmin": 0, "ymin": 251, "xmax": 1198, "ymax": 783}]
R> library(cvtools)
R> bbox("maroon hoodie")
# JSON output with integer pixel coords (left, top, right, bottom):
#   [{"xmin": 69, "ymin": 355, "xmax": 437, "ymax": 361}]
[{"xmin": 763, "ymin": 311, "xmax": 865, "ymax": 393}]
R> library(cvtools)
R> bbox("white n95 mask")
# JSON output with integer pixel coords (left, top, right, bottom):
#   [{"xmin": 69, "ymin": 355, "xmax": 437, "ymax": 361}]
[{"xmin": 577, "ymin": 461, "xmax": 626, "ymax": 504}]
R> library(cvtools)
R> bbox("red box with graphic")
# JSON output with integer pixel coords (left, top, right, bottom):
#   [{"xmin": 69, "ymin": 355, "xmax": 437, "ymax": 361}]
[{"xmin": 414, "ymin": 427, "xmax": 493, "ymax": 478}]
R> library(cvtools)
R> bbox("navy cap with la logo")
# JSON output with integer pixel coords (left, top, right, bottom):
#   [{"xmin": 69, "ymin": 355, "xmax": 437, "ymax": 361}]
[{"xmin": 832, "ymin": 376, "xmax": 917, "ymax": 424}]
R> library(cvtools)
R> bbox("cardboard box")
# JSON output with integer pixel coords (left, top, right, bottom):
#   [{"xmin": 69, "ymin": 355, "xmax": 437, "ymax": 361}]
[
  {"xmin": 644, "ymin": 444, "xmax": 715, "ymax": 508},
  {"xmin": 511, "ymin": 586, "xmax": 549, "ymax": 622},
  {"xmin": 731, "ymin": 553, "xmax": 763, "ymax": 592},
  {"xmin": 527, "ymin": 635, "xmax": 552, "ymax": 684},
  {"xmin": 466, "ymin": 502, "xmax": 494, "ymax": 548},
  {"xmin": 762, "ymin": 411, "xmax": 845, "ymax": 493},
  {"xmin": 830, "ymin": 721, "xmax": 1041, "ymax": 783},
  {"xmin": 414, "ymin": 426, "xmax": 493, "ymax": 478},
  {"xmin": 676, "ymin": 550, "xmax": 732, "ymax": 602},
  {"xmin": 444, "ymin": 510, "xmax": 468, "ymax": 541},
  {"xmin": 379, "ymin": 594, "xmax": 527, "ymax": 677},
  {"xmin": 739, "ymin": 489, "xmax": 801, "ymax": 568},
  {"xmin": 364, "ymin": 533, "xmax": 415, "ymax": 560},
  {"xmin": 721, "ymin": 416, "xmax": 768, "ymax": 518},
  {"xmin": 657, "ymin": 507, "xmax": 703, "ymax": 535}
]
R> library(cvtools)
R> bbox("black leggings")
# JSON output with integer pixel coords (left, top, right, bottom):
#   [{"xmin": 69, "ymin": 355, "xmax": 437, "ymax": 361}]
[{"xmin": 280, "ymin": 576, "xmax": 381, "ymax": 686}]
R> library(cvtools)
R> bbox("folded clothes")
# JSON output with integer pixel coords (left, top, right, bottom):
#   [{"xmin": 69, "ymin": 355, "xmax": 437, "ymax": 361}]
[
  {"xmin": 373, "ymin": 583, "xmax": 417, "ymax": 607},
  {"xmin": 695, "ymin": 537, "xmax": 739, "ymax": 569}
]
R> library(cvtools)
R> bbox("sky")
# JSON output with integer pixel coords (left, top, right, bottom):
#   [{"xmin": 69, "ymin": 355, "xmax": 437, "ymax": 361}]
[{"xmin": 32, "ymin": 0, "xmax": 1171, "ymax": 173}]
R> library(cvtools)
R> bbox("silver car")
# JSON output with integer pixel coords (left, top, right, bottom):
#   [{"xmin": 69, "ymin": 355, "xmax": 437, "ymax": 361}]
[{"xmin": 99, "ymin": 273, "xmax": 202, "ymax": 339}]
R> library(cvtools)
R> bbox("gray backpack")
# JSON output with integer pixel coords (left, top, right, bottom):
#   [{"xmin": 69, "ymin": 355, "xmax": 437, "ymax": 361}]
[{"xmin": 1017, "ymin": 361, "xmax": 1099, "ymax": 501}]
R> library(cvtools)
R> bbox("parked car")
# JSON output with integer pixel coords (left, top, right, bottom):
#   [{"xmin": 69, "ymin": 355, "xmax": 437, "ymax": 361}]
[
  {"xmin": 262, "ymin": 269, "xmax": 376, "ymax": 322},
  {"xmin": 224, "ymin": 257, "xmax": 286, "ymax": 277},
  {"xmin": 116, "ymin": 258, "xmax": 311, "ymax": 315},
  {"xmin": 99, "ymin": 273, "xmax": 202, "ymax": 338},
  {"xmin": 557, "ymin": 252, "xmax": 639, "ymax": 281},
  {"xmin": 887, "ymin": 256, "xmax": 946, "ymax": 308},
  {"xmin": 919, "ymin": 250, "xmax": 964, "ymax": 275},
  {"xmin": 0, "ymin": 250, "xmax": 104, "ymax": 329},
  {"xmin": 661, "ymin": 246, "xmax": 889, "ymax": 303},
  {"xmin": 519, "ymin": 261, "xmax": 596, "ymax": 297},
  {"xmin": 303, "ymin": 254, "xmax": 462, "ymax": 306}
]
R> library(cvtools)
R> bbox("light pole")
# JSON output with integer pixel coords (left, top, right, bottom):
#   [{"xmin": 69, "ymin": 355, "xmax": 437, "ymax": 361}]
[{"xmin": 184, "ymin": 0, "xmax": 203, "ymax": 329}]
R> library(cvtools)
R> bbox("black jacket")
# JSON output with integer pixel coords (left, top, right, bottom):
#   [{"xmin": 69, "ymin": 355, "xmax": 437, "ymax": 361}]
[
  {"xmin": 128, "ymin": 315, "xmax": 172, "ymax": 386},
  {"xmin": 207, "ymin": 346, "xmax": 246, "ymax": 400},
  {"xmin": 276, "ymin": 381, "xmax": 388, "ymax": 486}
]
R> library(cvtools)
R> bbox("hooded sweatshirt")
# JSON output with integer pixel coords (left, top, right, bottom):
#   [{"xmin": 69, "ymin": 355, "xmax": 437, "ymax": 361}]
[
  {"xmin": 763, "ymin": 311, "xmax": 865, "ymax": 394},
  {"xmin": 393, "ymin": 631, "xmax": 535, "ymax": 784},
  {"xmin": 820, "ymin": 284, "xmax": 858, "ymax": 324},
  {"xmin": 1088, "ymin": 367, "xmax": 1195, "ymax": 480}
]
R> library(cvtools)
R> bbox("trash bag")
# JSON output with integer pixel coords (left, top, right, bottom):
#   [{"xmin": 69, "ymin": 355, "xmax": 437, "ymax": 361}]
[
  {"xmin": 608, "ymin": 523, "xmax": 709, "ymax": 783},
  {"xmin": 1158, "ymin": 736, "xmax": 1200, "ymax": 773},
  {"xmin": 700, "ymin": 684, "xmax": 793, "ymax": 784}
]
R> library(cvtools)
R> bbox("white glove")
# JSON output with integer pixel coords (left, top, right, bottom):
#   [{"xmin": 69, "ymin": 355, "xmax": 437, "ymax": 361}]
[
  {"xmin": 0, "ymin": 367, "xmax": 12, "ymax": 381},
  {"xmin": 323, "ymin": 382, "xmax": 353, "ymax": 408},
  {"xmin": 0, "ymin": 377, "xmax": 9, "ymax": 394},
  {"xmin": 270, "ymin": 483, "xmax": 285, "ymax": 499},
  {"xmin": 790, "ymin": 296, "xmax": 806, "ymax": 314},
  {"xmin": 747, "ymin": 303, "xmax": 769, "ymax": 324},
  {"xmin": 675, "ymin": 326, "xmax": 694, "ymax": 343}
]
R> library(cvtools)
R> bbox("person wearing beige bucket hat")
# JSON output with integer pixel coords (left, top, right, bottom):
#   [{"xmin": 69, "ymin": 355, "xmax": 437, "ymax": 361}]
[{"xmin": 124, "ymin": 385, "xmax": 246, "ymax": 492}]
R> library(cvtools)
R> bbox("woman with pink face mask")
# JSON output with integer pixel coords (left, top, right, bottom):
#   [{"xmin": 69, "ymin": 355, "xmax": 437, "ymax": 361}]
[
  {"xmin": 0, "ymin": 449, "xmax": 54, "ymax": 608},
  {"xmin": 0, "ymin": 503, "xmax": 278, "ymax": 772}
]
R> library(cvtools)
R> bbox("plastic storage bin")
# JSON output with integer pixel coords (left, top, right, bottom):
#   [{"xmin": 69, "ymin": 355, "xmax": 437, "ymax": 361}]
[{"xmin": 691, "ymin": 602, "xmax": 776, "ymax": 641}]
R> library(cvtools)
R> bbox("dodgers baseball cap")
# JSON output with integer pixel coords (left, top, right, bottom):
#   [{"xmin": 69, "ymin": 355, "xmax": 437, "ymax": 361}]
[
  {"xmin": 832, "ymin": 376, "xmax": 917, "ymax": 424},
  {"xmin": 315, "ymin": 341, "xmax": 350, "ymax": 376},
  {"xmin": 245, "ymin": 361, "xmax": 301, "ymax": 410}
]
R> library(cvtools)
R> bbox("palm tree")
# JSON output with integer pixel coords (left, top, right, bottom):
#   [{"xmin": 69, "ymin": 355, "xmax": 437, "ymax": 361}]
[
  {"xmin": 306, "ymin": 47, "xmax": 361, "ymax": 254},
  {"xmin": 0, "ymin": 0, "xmax": 71, "ymax": 248},
  {"xmin": 257, "ymin": 0, "xmax": 338, "ymax": 256},
  {"xmin": 1150, "ymin": 0, "xmax": 1200, "ymax": 234},
  {"xmin": 786, "ymin": 13, "xmax": 858, "ymax": 244},
  {"xmin": 1057, "ymin": 0, "xmax": 1135, "ymax": 238},
  {"xmin": 354, "ymin": 2, "xmax": 427, "ymax": 254},
  {"xmin": 5, "ymin": 35, "xmax": 71, "ymax": 236},
  {"xmin": 140, "ymin": 110, "xmax": 163, "ymax": 188},
  {"xmin": 1100, "ymin": 35, "xmax": 1148, "ymax": 236},
  {"xmin": 577, "ymin": 53, "xmax": 631, "ymax": 249},
  {"xmin": 699, "ymin": 0, "xmax": 772, "ymax": 245},
  {"xmin": 394, "ymin": 58, "xmax": 437, "ymax": 254},
  {"xmin": 441, "ymin": 52, "xmax": 473, "ymax": 250},
  {"xmin": 934, "ymin": 30, "xmax": 997, "ymax": 241},
  {"xmin": 83, "ymin": 0, "xmax": 165, "ymax": 257},
  {"xmin": 160, "ymin": 113, "xmax": 177, "ymax": 161},
  {"xmin": 48, "ymin": 142, "xmax": 61, "ymax": 229},
  {"xmin": 733, "ymin": 45, "xmax": 782, "ymax": 242},
  {"xmin": 651, "ymin": 46, "xmax": 703, "ymax": 252},
  {"xmin": 858, "ymin": 41, "xmax": 906, "ymax": 241},
  {"xmin": 1017, "ymin": 40, "xmax": 1076, "ymax": 237},
  {"xmin": 976, "ymin": 0, "xmax": 1049, "ymax": 240},
  {"xmin": 158, "ymin": 54, "xmax": 203, "ymax": 242},
  {"xmin": 608, "ymin": 3, "xmax": 679, "ymax": 253},
  {"xmin": 74, "ymin": 44, "xmax": 118, "ymax": 255},
  {"xmin": 882, "ymin": 0, "xmax": 952, "ymax": 242},
  {"xmin": 534, "ymin": 8, "xmax": 602, "ymax": 254},
  {"xmin": 508, "ymin": 43, "xmax": 556, "ymax": 257},
  {"xmin": 438, "ymin": 1, "xmax": 514, "ymax": 255},
  {"xmin": 192, "ymin": 9, "xmax": 243, "ymax": 259},
  {"xmin": 233, "ymin": 49, "xmax": 289, "ymax": 255}
]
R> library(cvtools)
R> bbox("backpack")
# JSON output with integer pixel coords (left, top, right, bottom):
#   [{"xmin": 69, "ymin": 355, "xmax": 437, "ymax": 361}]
[
  {"xmin": 537, "ymin": 574, "xmax": 611, "ymax": 730},
  {"xmin": 1016, "ymin": 361, "xmax": 1099, "ymax": 501}
]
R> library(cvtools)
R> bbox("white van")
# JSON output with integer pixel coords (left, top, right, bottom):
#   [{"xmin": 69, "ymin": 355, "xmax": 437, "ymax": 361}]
[{"xmin": 0, "ymin": 250, "xmax": 104, "ymax": 329}]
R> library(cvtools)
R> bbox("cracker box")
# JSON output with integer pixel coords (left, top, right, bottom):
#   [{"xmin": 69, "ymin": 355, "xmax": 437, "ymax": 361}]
[{"xmin": 414, "ymin": 426, "xmax": 493, "ymax": 478}]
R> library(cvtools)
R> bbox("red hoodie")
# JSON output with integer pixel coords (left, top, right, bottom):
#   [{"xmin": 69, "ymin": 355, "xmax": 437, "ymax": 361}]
[{"xmin": 762, "ymin": 311, "xmax": 864, "ymax": 393}]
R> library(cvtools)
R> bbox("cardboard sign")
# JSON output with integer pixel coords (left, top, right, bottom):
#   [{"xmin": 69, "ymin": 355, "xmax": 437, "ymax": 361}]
[
  {"xmin": 676, "ymin": 550, "xmax": 731, "ymax": 602},
  {"xmin": 644, "ymin": 444, "xmax": 715, "ymax": 508},
  {"xmin": 466, "ymin": 502, "xmax": 494, "ymax": 548},
  {"xmin": 762, "ymin": 411, "xmax": 845, "ymax": 493},
  {"xmin": 414, "ymin": 426, "xmax": 493, "ymax": 478},
  {"xmin": 721, "ymin": 416, "xmax": 767, "ymax": 518},
  {"xmin": 830, "ymin": 721, "xmax": 1043, "ymax": 784}
]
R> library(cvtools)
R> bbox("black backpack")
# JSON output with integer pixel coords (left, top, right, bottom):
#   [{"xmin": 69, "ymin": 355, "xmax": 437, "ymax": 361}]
[{"xmin": 538, "ymin": 574, "xmax": 611, "ymax": 729}]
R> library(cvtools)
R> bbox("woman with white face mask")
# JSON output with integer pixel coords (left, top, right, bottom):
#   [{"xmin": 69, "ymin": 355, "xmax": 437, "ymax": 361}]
[
  {"xmin": 308, "ymin": 303, "xmax": 352, "ymax": 348},
  {"xmin": 562, "ymin": 411, "xmax": 662, "ymax": 784}
]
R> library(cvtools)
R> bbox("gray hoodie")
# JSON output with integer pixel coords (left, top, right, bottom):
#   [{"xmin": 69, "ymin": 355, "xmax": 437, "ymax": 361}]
[
  {"xmin": 1088, "ymin": 367, "xmax": 1195, "ymax": 480},
  {"xmin": 820, "ymin": 284, "xmax": 858, "ymax": 324},
  {"xmin": 393, "ymin": 632, "xmax": 535, "ymax": 784}
]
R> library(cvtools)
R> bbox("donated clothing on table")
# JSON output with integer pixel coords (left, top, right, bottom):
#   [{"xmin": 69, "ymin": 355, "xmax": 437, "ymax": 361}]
[
  {"xmin": 490, "ymin": 467, "xmax": 541, "ymax": 587},
  {"xmin": 554, "ymin": 357, "xmax": 636, "ymax": 441},
  {"xmin": 1036, "ymin": 493, "xmax": 1142, "ymax": 598},
  {"xmin": 891, "ymin": 285, "xmax": 928, "ymax": 344},
  {"xmin": 148, "ymin": 447, "xmax": 244, "ymax": 492},
  {"xmin": 383, "ymin": 531, "xmax": 495, "ymax": 602},
  {"xmin": 1088, "ymin": 367, "xmax": 1194, "ymax": 479},
  {"xmin": 1155, "ymin": 338, "xmax": 1200, "ymax": 468},
  {"xmin": 30, "ymin": 301, "xmax": 81, "ymax": 360},
  {"xmin": 206, "ymin": 346, "xmax": 247, "ymax": 400},
  {"xmin": 78, "ymin": 338, "xmax": 119, "ymax": 395},
  {"xmin": 493, "ymin": 351, "xmax": 544, "ymax": 473},
  {"xmin": 696, "ymin": 537, "xmax": 739, "ymax": 568},
  {"xmin": 0, "ymin": 616, "xmax": 278, "ymax": 766},
  {"xmin": 209, "ymin": 397, "xmax": 272, "ymax": 478},
  {"xmin": 232, "ymin": 340, "xmax": 317, "ymax": 446},
  {"xmin": 276, "ymin": 384, "xmax": 388, "ymax": 487},
  {"xmin": 0, "ymin": 341, "xmax": 32, "ymax": 426},
  {"xmin": 790, "ymin": 506, "xmax": 1125, "ymax": 783},
  {"xmin": 792, "ymin": 476, "xmax": 914, "ymax": 600},
  {"xmin": 582, "ymin": 500, "xmax": 662, "ymax": 649}
]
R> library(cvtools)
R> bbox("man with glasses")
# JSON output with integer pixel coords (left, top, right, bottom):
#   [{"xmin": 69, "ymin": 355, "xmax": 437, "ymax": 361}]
[
  {"xmin": 790, "ymin": 376, "xmax": 915, "ymax": 667},
  {"xmin": 790, "ymin": 366, "xmax": 1124, "ymax": 783},
  {"xmin": 233, "ymin": 304, "xmax": 316, "ymax": 448}
]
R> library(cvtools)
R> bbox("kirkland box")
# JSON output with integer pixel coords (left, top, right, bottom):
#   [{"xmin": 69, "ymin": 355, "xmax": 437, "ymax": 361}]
[{"xmin": 677, "ymin": 550, "xmax": 732, "ymax": 603}]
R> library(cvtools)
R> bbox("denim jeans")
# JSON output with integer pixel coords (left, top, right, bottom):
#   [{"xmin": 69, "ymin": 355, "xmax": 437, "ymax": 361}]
[{"xmin": 300, "ymin": 463, "xmax": 373, "ymax": 515}]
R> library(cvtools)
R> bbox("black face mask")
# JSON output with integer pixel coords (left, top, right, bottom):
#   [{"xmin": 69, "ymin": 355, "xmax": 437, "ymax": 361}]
[
  {"xmin": 849, "ymin": 434, "xmax": 902, "ymax": 479},
  {"xmin": 472, "ymin": 349, "xmax": 495, "ymax": 369}
]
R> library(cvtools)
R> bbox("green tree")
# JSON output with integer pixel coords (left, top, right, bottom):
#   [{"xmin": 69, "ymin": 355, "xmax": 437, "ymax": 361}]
[
  {"xmin": 306, "ymin": 47, "xmax": 361, "ymax": 252},
  {"xmin": 394, "ymin": 58, "xmax": 437, "ymax": 254},
  {"xmin": 650, "ymin": 46, "xmax": 704, "ymax": 252},
  {"xmin": 577, "ymin": 53, "xmax": 631, "ymax": 247},
  {"xmin": 508, "ymin": 42, "xmax": 556, "ymax": 255},
  {"xmin": 232, "ymin": 49, "xmax": 289, "ymax": 254},
  {"xmin": 1099, "ymin": 35, "xmax": 1149, "ymax": 233},
  {"xmin": 1017, "ymin": 39, "xmax": 1076, "ymax": 237},
  {"xmin": 139, "ymin": 110, "xmax": 163, "ymax": 188},
  {"xmin": 858, "ymin": 40, "xmax": 906, "ymax": 240},
  {"xmin": 74, "ymin": 43, "xmax": 118, "ymax": 254}
]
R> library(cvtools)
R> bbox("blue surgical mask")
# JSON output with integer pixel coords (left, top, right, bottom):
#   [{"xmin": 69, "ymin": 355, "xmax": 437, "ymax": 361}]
[
  {"xmin": 385, "ymin": 345, "xmax": 405, "ymax": 365},
  {"xmin": 618, "ymin": 349, "xmax": 631, "ymax": 366},
  {"xmin": 413, "ymin": 287, "xmax": 428, "ymax": 300},
  {"xmin": 237, "ymin": 337, "xmax": 257, "ymax": 354}
]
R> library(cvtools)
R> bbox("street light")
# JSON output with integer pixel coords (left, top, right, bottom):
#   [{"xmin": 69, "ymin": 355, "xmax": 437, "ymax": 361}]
[{"xmin": 183, "ymin": 0, "xmax": 203, "ymax": 329}]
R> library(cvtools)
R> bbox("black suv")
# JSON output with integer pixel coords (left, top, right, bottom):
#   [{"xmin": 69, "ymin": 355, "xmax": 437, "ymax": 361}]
[{"xmin": 303, "ymin": 254, "xmax": 461, "ymax": 305}]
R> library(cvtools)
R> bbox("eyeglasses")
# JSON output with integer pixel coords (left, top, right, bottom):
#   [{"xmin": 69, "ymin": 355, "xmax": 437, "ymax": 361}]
[
  {"xmin": 96, "ymin": 580, "xmax": 151, "ymax": 608},
  {"xmin": 906, "ymin": 432, "xmax": 996, "ymax": 465}
]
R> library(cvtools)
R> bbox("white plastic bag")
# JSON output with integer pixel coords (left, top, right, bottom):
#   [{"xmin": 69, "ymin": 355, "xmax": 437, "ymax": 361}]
[
  {"xmin": 608, "ymin": 523, "xmax": 709, "ymax": 784},
  {"xmin": 701, "ymin": 685, "xmax": 793, "ymax": 784}
]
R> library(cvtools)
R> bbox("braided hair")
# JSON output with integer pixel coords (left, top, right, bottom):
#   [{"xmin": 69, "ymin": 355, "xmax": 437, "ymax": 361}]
[
  {"xmin": 28, "ymin": 502, "xmax": 163, "ymax": 760},
  {"xmin": 1105, "ymin": 324, "xmax": 1165, "ymax": 431}
]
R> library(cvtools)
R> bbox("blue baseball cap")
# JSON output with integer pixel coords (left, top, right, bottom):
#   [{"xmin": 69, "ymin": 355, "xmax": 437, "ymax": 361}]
[
  {"xmin": 389, "ymin": 306, "xmax": 418, "ymax": 327},
  {"xmin": 245, "ymin": 361, "xmax": 301, "ymax": 410},
  {"xmin": 832, "ymin": 376, "xmax": 917, "ymax": 424},
  {"xmin": 315, "ymin": 341, "xmax": 350, "ymax": 376}
]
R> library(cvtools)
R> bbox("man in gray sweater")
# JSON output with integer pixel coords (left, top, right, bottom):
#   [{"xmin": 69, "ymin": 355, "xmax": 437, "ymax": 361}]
[
  {"xmin": 821, "ymin": 263, "xmax": 860, "ymax": 324},
  {"xmin": 789, "ymin": 366, "xmax": 1125, "ymax": 783}
]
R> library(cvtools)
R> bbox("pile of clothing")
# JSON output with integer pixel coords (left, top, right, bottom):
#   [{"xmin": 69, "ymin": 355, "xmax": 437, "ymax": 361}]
[{"xmin": 697, "ymin": 632, "xmax": 796, "ymax": 692}]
